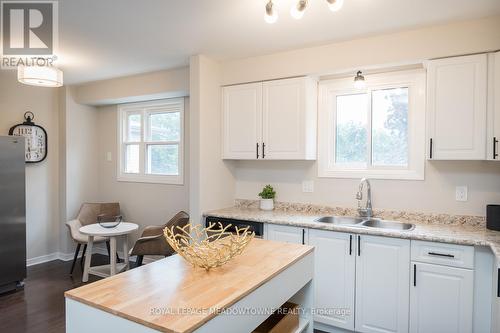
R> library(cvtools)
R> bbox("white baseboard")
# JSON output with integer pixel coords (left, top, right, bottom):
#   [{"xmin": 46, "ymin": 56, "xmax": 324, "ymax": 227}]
[
  {"xmin": 27, "ymin": 253, "xmax": 61, "ymax": 266},
  {"xmin": 26, "ymin": 247, "xmax": 145, "ymax": 267}
]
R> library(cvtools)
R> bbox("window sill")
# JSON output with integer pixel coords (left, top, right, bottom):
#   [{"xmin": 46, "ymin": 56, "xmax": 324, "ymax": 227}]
[
  {"xmin": 117, "ymin": 174, "xmax": 184, "ymax": 185},
  {"xmin": 318, "ymin": 168, "xmax": 424, "ymax": 180}
]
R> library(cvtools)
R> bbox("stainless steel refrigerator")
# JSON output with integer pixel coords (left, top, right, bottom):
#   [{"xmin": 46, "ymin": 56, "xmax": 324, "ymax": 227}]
[{"xmin": 0, "ymin": 136, "xmax": 26, "ymax": 294}]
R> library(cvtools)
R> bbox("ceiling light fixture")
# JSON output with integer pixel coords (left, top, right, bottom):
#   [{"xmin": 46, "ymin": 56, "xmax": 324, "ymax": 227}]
[
  {"xmin": 265, "ymin": 0, "xmax": 344, "ymax": 24},
  {"xmin": 290, "ymin": 0, "xmax": 308, "ymax": 20},
  {"xmin": 17, "ymin": 65, "xmax": 63, "ymax": 87},
  {"xmin": 264, "ymin": 0, "xmax": 278, "ymax": 24},
  {"xmin": 354, "ymin": 71, "xmax": 365, "ymax": 89},
  {"xmin": 326, "ymin": 0, "xmax": 344, "ymax": 12}
]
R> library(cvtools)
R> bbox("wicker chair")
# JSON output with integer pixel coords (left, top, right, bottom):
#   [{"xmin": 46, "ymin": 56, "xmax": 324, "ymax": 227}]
[
  {"xmin": 65, "ymin": 203, "xmax": 121, "ymax": 275},
  {"xmin": 129, "ymin": 211, "xmax": 189, "ymax": 267}
]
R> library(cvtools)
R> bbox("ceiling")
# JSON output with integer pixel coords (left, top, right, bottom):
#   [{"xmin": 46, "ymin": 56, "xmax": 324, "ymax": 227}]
[{"xmin": 55, "ymin": 0, "xmax": 500, "ymax": 84}]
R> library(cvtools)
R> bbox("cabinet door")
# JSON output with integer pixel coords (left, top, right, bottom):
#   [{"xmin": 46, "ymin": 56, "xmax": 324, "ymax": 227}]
[
  {"xmin": 222, "ymin": 82, "xmax": 262, "ymax": 159},
  {"xmin": 410, "ymin": 262, "xmax": 473, "ymax": 333},
  {"xmin": 355, "ymin": 235, "xmax": 410, "ymax": 333},
  {"xmin": 427, "ymin": 54, "xmax": 487, "ymax": 160},
  {"xmin": 265, "ymin": 224, "xmax": 305, "ymax": 244},
  {"xmin": 487, "ymin": 52, "xmax": 500, "ymax": 161},
  {"xmin": 262, "ymin": 77, "xmax": 316, "ymax": 160},
  {"xmin": 308, "ymin": 229, "xmax": 355, "ymax": 331}
]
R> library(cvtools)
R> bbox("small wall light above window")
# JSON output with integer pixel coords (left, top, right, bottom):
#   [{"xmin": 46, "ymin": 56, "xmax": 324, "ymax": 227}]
[
  {"xmin": 354, "ymin": 71, "xmax": 366, "ymax": 89},
  {"xmin": 264, "ymin": 0, "xmax": 278, "ymax": 24},
  {"xmin": 17, "ymin": 65, "xmax": 63, "ymax": 87}
]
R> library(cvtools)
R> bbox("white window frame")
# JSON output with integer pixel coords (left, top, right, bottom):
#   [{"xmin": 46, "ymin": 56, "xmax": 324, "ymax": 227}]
[
  {"xmin": 318, "ymin": 70, "xmax": 426, "ymax": 180},
  {"xmin": 117, "ymin": 98, "xmax": 184, "ymax": 185}
]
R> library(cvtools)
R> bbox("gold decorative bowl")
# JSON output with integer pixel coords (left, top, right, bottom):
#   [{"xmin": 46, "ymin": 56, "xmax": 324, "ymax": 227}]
[{"xmin": 164, "ymin": 222, "xmax": 255, "ymax": 270}]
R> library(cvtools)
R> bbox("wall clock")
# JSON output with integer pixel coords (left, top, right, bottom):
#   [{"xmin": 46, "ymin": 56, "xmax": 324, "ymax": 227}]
[{"xmin": 9, "ymin": 112, "xmax": 48, "ymax": 163}]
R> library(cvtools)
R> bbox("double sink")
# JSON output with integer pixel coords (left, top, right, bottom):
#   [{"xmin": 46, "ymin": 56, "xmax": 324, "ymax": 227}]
[{"xmin": 315, "ymin": 216, "xmax": 414, "ymax": 231}]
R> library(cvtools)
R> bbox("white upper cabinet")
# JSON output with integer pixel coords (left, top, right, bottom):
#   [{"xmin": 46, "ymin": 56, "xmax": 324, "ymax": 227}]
[
  {"xmin": 308, "ymin": 229, "xmax": 356, "ymax": 331},
  {"xmin": 222, "ymin": 77, "xmax": 317, "ymax": 160},
  {"xmin": 487, "ymin": 51, "xmax": 500, "ymax": 161},
  {"xmin": 222, "ymin": 82, "xmax": 262, "ymax": 159},
  {"xmin": 355, "ymin": 235, "xmax": 410, "ymax": 333},
  {"xmin": 262, "ymin": 77, "xmax": 317, "ymax": 160},
  {"xmin": 427, "ymin": 54, "xmax": 488, "ymax": 160}
]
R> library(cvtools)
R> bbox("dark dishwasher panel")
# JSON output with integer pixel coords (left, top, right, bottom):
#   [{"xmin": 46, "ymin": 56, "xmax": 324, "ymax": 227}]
[{"xmin": 205, "ymin": 216, "xmax": 264, "ymax": 238}]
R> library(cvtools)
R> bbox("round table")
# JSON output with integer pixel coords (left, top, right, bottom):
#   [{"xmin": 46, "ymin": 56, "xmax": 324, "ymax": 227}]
[{"xmin": 79, "ymin": 222, "xmax": 138, "ymax": 282}]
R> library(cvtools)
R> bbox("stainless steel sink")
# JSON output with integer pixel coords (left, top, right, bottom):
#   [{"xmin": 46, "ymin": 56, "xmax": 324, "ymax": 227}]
[
  {"xmin": 360, "ymin": 219, "xmax": 415, "ymax": 231},
  {"xmin": 315, "ymin": 216, "xmax": 365, "ymax": 225},
  {"xmin": 315, "ymin": 216, "xmax": 415, "ymax": 231}
]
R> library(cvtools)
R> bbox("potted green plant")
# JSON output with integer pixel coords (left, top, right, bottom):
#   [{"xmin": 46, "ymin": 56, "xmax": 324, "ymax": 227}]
[{"xmin": 258, "ymin": 185, "xmax": 276, "ymax": 211}]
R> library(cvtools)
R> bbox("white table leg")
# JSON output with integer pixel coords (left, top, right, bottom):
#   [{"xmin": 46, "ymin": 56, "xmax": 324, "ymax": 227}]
[
  {"xmin": 122, "ymin": 235, "xmax": 129, "ymax": 270},
  {"xmin": 110, "ymin": 236, "xmax": 117, "ymax": 276},
  {"xmin": 82, "ymin": 236, "xmax": 93, "ymax": 282}
]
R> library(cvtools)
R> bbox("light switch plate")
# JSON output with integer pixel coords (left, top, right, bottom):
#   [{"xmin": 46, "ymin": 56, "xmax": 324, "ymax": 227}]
[
  {"xmin": 302, "ymin": 180, "xmax": 314, "ymax": 193},
  {"xmin": 106, "ymin": 152, "xmax": 112, "ymax": 162},
  {"xmin": 455, "ymin": 186, "xmax": 468, "ymax": 202}
]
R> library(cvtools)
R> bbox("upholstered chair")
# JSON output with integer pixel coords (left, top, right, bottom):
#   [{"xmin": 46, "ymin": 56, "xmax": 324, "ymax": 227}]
[
  {"xmin": 65, "ymin": 203, "xmax": 121, "ymax": 275},
  {"xmin": 130, "ymin": 211, "xmax": 190, "ymax": 267}
]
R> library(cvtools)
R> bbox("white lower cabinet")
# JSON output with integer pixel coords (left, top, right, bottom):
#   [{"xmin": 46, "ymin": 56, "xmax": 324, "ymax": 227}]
[
  {"xmin": 355, "ymin": 235, "xmax": 410, "ymax": 333},
  {"xmin": 307, "ymin": 231, "xmax": 410, "ymax": 333},
  {"xmin": 265, "ymin": 224, "xmax": 306, "ymax": 244},
  {"xmin": 308, "ymin": 229, "xmax": 356, "ymax": 331},
  {"xmin": 410, "ymin": 262, "xmax": 473, "ymax": 333},
  {"xmin": 264, "ymin": 225, "xmax": 476, "ymax": 333}
]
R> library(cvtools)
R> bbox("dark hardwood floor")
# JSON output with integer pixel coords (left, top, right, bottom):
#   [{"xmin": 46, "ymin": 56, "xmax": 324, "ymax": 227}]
[{"xmin": 0, "ymin": 254, "xmax": 108, "ymax": 333}]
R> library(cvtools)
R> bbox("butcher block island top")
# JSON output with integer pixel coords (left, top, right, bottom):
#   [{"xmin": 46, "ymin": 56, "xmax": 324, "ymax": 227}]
[{"xmin": 65, "ymin": 238, "xmax": 314, "ymax": 333}]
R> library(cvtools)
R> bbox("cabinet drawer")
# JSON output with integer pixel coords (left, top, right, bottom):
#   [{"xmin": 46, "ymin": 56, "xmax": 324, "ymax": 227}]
[{"xmin": 411, "ymin": 240, "xmax": 474, "ymax": 269}]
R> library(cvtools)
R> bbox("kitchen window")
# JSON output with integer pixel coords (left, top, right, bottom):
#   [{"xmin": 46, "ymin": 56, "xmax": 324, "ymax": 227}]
[
  {"xmin": 117, "ymin": 98, "xmax": 184, "ymax": 184},
  {"xmin": 318, "ymin": 70, "xmax": 426, "ymax": 180}
]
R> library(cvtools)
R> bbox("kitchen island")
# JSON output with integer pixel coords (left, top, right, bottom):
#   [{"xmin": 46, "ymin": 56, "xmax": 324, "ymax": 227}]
[{"xmin": 65, "ymin": 238, "xmax": 314, "ymax": 333}]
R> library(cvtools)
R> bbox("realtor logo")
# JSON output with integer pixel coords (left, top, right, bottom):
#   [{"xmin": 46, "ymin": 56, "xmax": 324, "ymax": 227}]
[{"xmin": 1, "ymin": 0, "xmax": 58, "ymax": 68}]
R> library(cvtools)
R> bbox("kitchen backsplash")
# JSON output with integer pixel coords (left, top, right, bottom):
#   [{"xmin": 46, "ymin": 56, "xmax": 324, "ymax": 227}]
[{"xmin": 234, "ymin": 199, "xmax": 486, "ymax": 227}]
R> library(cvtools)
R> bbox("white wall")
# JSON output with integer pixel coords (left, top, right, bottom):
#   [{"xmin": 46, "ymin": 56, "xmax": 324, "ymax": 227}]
[
  {"xmin": 74, "ymin": 67, "xmax": 189, "ymax": 106},
  {"xmin": 0, "ymin": 70, "xmax": 60, "ymax": 260},
  {"xmin": 189, "ymin": 55, "xmax": 236, "ymax": 221},
  {"xmin": 96, "ymin": 102, "xmax": 190, "ymax": 244},
  {"xmin": 219, "ymin": 15, "xmax": 500, "ymax": 216},
  {"xmin": 234, "ymin": 161, "xmax": 500, "ymax": 216},
  {"xmin": 222, "ymin": 15, "xmax": 500, "ymax": 85},
  {"xmin": 58, "ymin": 87, "xmax": 100, "ymax": 254}
]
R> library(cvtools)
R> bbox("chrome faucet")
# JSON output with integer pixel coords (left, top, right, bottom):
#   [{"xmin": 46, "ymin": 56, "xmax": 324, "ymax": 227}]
[{"xmin": 356, "ymin": 178, "xmax": 373, "ymax": 218}]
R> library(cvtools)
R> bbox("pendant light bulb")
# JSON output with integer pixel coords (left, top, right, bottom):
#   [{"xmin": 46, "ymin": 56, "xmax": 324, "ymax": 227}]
[
  {"xmin": 354, "ymin": 71, "xmax": 366, "ymax": 89},
  {"xmin": 291, "ymin": 0, "xmax": 307, "ymax": 20},
  {"xmin": 327, "ymin": 0, "xmax": 344, "ymax": 12},
  {"xmin": 265, "ymin": 0, "xmax": 278, "ymax": 24}
]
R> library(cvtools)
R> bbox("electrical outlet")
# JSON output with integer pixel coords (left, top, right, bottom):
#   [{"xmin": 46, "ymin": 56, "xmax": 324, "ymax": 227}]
[
  {"xmin": 302, "ymin": 180, "xmax": 314, "ymax": 193},
  {"xmin": 455, "ymin": 186, "xmax": 468, "ymax": 202}
]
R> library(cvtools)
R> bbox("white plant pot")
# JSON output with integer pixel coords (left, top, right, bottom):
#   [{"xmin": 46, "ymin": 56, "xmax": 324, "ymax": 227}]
[{"xmin": 260, "ymin": 199, "xmax": 274, "ymax": 211}]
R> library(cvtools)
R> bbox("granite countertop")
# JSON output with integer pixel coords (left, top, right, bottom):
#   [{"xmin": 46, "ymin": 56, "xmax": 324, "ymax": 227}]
[{"xmin": 204, "ymin": 205, "xmax": 500, "ymax": 266}]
